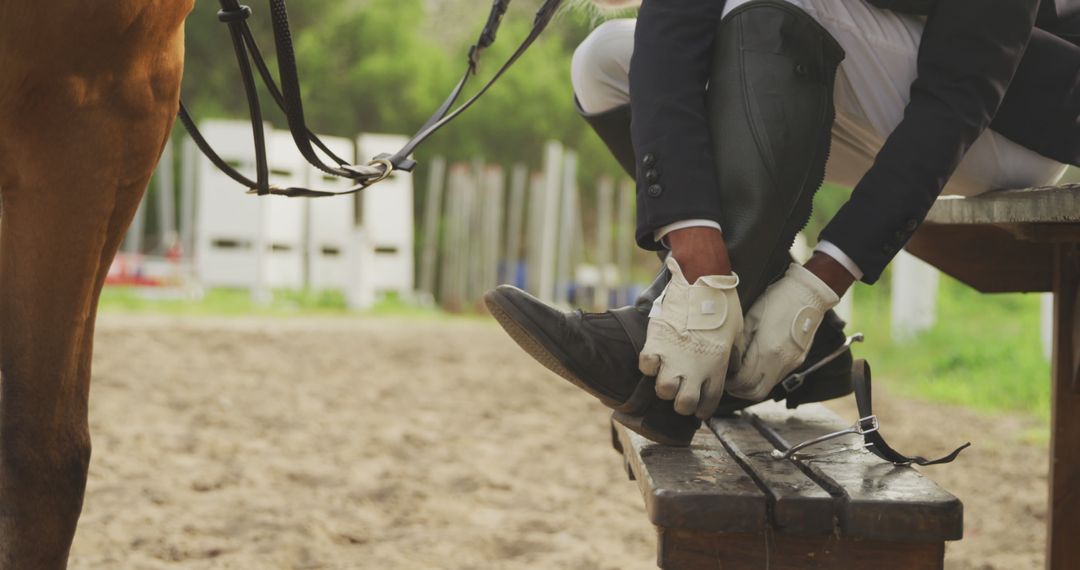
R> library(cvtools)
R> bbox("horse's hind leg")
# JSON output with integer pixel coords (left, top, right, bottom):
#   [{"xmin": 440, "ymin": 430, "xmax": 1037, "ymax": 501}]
[
  {"xmin": 0, "ymin": 126, "xmax": 176, "ymax": 568},
  {"xmin": 0, "ymin": 14, "xmax": 187, "ymax": 570}
]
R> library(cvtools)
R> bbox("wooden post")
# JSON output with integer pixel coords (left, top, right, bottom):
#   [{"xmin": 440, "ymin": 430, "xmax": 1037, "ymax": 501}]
[
  {"xmin": 555, "ymin": 151, "xmax": 579, "ymax": 307},
  {"xmin": 179, "ymin": 136, "xmax": 197, "ymax": 262},
  {"xmin": 525, "ymin": 172, "xmax": 546, "ymax": 295},
  {"xmin": 539, "ymin": 142, "xmax": 564, "ymax": 302},
  {"xmin": 465, "ymin": 160, "xmax": 485, "ymax": 306},
  {"xmin": 891, "ymin": 250, "xmax": 940, "ymax": 341},
  {"xmin": 503, "ymin": 164, "xmax": 528, "ymax": 286},
  {"xmin": 617, "ymin": 178, "xmax": 635, "ymax": 306},
  {"xmin": 596, "ymin": 177, "xmax": 615, "ymax": 311},
  {"xmin": 1048, "ymin": 243, "xmax": 1080, "ymax": 570},
  {"xmin": 480, "ymin": 166, "xmax": 505, "ymax": 301},
  {"xmin": 418, "ymin": 156, "xmax": 447, "ymax": 301},
  {"xmin": 156, "ymin": 138, "xmax": 177, "ymax": 252},
  {"xmin": 439, "ymin": 165, "xmax": 466, "ymax": 312}
]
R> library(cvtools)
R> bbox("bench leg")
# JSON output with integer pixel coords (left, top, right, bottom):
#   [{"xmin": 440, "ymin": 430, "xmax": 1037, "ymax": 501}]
[
  {"xmin": 656, "ymin": 529, "xmax": 944, "ymax": 570},
  {"xmin": 1048, "ymin": 244, "xmax": 1080, "ymax": 570}
]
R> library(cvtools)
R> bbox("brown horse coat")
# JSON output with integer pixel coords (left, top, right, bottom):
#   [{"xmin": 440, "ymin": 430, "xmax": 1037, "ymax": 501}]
[{"xmin": 0, "ymin": 2, "xmax": 192, "ymax": 567}]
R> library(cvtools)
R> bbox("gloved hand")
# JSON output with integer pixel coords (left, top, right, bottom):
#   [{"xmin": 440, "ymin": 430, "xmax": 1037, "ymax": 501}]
[
  {"xmin": 727, "ymin": 263, "xmax": 840, "ymax": 401},
  {"xmin": 639, "ymin": 256, "xmax": 742, "ymax": 420}
]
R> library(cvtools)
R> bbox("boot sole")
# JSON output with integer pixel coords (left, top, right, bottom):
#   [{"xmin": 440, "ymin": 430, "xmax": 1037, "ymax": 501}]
[
  {"xmin": 483, "ymin": 289, "xmax": 622, "ymax": 408},
  {"xmin": 484, "ymin": 289, "xmax": 698, "ymax": 446}
]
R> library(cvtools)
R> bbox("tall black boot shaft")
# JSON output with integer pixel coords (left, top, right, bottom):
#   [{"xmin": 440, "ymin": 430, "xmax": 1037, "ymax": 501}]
[
  {"xmin": 708, "ymin": 1, "xmax": 845, "ymax": 308},
  {"xmin": 578, "ymin": 100, "xmax": 636, "ymax": 179}
]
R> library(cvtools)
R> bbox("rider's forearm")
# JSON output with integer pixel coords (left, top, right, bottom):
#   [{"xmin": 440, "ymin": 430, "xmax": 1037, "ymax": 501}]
[
  {"xmin": 666, "ymin": 226, "xmax": 732, "ymax": 284},
  {"xmin": 820, "ymin": 0, "xmax": 1039, "ymax": 284}
]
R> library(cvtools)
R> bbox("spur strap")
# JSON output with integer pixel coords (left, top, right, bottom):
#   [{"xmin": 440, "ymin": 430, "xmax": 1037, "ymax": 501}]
[{"xmin": 852, "ymin": 359, "xmax": 971, "ymax": 466}]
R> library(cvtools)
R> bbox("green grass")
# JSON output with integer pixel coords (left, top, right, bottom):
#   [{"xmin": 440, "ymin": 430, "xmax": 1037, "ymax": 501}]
[
  {"xmin": 98, "ymin": 287, "xmax": 443, "ymax": 319},
  {"xmin": 848, "ymin": 273, "xmax": 1051, "ymax": 422}
]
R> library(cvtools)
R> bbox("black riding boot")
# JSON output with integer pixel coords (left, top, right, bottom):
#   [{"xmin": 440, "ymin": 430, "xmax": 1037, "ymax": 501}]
[
  {"xmin": 486, "ymin": 3, "xmax": 850, "ymax": 445},
  {"xmin": 577, "ymin": 99, "xmax": 636, "ymax": 178},
  {"xmin": 706, "ymin": 1, "xmax": 851, "ymax": 414}
]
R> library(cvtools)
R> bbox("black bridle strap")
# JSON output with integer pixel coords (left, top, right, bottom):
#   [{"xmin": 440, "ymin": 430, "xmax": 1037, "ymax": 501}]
[
  {"xmin": 267, "ymin": 0, "xmax": 361, "ymax": 180},
  {"xmin": 179, "ymin": 0, "xmax": 562, "ymax": 198},
  {"xmin": 386, "ymin": 0, "xmax": 559, "ymax": 167}
]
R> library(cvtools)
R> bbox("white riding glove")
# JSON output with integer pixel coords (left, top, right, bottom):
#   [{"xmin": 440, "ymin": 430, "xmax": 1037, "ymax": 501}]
[
  {"xmin": 727, "ymin": 263, "xmax": 840, "ymax": 401},
  {"xmin": 638, "ymin": 257, "xmax": 743, "ymax": 420}
]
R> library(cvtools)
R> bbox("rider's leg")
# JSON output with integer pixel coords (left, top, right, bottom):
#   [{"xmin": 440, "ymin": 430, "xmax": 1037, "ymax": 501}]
[
  {"xmin": 486, "ymin": 3, "xmax": 848, "ymax": 445},
  {"xmin": 571, "ymin": 19, "xmax": 637, "ymax": 178},
  {"xmin": 752, "ymin": 0, "xmax": 1068, "ymax": 197}
]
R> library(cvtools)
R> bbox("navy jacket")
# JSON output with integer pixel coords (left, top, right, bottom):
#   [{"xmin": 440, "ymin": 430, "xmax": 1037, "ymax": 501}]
[{"xmin": 629, "ymin": 0, "xmax": 1080, "ymax": 283}]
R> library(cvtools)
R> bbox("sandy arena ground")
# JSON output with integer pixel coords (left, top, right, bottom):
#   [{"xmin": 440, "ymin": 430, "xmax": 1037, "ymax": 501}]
[{"xmin": 68, "ymin": 315, "xmax": 1049, "ymax": 569}]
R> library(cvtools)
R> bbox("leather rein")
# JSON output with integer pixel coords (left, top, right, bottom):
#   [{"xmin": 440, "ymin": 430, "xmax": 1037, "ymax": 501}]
[{"xmin": 179, "ymin": 0, "xmax": 564, "ymax": 198}]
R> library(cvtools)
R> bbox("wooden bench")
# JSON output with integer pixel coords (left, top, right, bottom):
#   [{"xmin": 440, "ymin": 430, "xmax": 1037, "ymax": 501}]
[
  {"xmin": 610, "ymin": 184, "xmax": 1079, "ymax": 569},
  {"xmin": 905, "ymin": 184, "xmax": 1080, "ymax": 569},
  {"xmin": 611, "ymin": 399, "xmax": 963, "ymax": 569}
]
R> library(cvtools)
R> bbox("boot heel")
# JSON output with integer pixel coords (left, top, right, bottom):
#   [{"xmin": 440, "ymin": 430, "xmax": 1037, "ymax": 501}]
[{"xmin": 612, "ymin": 399, "xmax": 701, "ymax": 447}]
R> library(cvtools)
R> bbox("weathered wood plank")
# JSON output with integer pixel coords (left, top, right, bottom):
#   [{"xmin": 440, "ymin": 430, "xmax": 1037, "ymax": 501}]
[
  {"xmin": 746, "ymin": 402, "xmax": 964, "ymax": 543},
  {"xmin": 924, "ymin": 185, "xmax": 1080, "ymax": 226},
  {"xmin": 905, "ymin": 223, "xmax": 1054, "ymax": 293},
  {"xmin": 1048, "ymin": 244, "xmax": 1080, "ymax": 570},
  {"xmin": 657, "ymin": 528, "xmax": 945, "ymax": 570},
  {"xmin": 612, "ymin": 421, "xmax": 767, "ymax": 534},
  {"xmin": 709, "ymin": 414, "xmax": 837, "ymax": 536}
]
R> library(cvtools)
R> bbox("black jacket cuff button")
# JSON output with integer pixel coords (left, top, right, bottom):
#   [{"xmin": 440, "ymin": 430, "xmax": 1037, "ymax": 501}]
[
  {"xmin": 647, "ymin": 184, "xmax": 663, "ymax": 198},
  {"xmin": 642, "ymin": 153, "xmax": 657, "ymax": 168}
]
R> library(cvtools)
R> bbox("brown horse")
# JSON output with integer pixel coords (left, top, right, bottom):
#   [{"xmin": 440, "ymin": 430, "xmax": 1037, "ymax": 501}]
[{"xmin": 0, "ymin": 1, "xmax": 193, "ymax": 566}]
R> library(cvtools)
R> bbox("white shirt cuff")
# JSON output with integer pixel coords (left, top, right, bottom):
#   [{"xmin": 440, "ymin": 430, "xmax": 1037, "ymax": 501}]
[
  {"xmin": 654, "ymin": 219, "xmax": 723, "ymax": 248},
  {"xmin": 814, "ymin": 241, "xmax": 864, "ymax": 280}
]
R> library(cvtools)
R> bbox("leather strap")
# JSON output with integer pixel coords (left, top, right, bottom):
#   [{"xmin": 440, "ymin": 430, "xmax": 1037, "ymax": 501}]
[
  {"xmin": 180, "ymin": 0, "xmax": 563, "ymax": 198},
  {"xmin": 853, "ymin": 360, "xmax": 971, "ymax": 466}
]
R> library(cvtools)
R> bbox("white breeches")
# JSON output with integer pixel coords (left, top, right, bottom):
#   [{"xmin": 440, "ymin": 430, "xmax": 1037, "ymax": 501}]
[{"xmin": 570, "ymin": 0, "xmax": 1068, "ymax": 196}]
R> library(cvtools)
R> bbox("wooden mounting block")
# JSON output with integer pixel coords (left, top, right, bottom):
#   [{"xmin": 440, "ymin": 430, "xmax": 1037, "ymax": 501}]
[{"xmin": 612, "ymin": 402, "xmax": 962, "ymax": 570}]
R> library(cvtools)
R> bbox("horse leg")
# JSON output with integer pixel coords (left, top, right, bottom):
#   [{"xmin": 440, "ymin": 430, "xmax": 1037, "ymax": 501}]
[{"xmin": 0, "ymin": 16, "xmax": 187, "ymax": 570}]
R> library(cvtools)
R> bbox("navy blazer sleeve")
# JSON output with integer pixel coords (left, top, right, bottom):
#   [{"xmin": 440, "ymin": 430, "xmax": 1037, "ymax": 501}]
[
  {"xmin": 820, "ymin": 0, "xmax": 1041, "ymax": 283},
  {"xmin": 629, "ymin": 0, "xmax": 728, "ymax": 250}
]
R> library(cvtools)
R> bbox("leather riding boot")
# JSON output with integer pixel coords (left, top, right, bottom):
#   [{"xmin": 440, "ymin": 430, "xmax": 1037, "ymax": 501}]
[
  {"xmin": 710, "ymin": 0, "xmax": 845, "ymax": 306},
  {"xmin": 577, "ymin": 99, "xmax": 636, "ymax": 178},
  {"xmin": 704, "ymin": 1, "xmax": 851, "ymax": 414},
  {"xmin": 485, "ymin": 261, "xmax": 702, "ymax": 446},
  {"xmin": 574, "ymin": 94, "xmax": 854, "ymax": 415}
]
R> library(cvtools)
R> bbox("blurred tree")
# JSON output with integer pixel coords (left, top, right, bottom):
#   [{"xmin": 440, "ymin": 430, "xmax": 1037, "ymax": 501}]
[{"xmin": 180, "ymin": 0, "xmax": 623, "ymax": 179}]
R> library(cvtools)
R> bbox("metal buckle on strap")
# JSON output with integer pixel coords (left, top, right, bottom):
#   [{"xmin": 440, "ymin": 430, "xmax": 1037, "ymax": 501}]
[
  {"xmin": 365, "ymin": 158, "xmax": 395, "ymax": 184},
  {"xmin": 771, "ymin": 414, "xmax": 879, "ymax": 461},
  {"xmin": 779, "ymin": 333, "xmax": 865, "ymax": 394}
]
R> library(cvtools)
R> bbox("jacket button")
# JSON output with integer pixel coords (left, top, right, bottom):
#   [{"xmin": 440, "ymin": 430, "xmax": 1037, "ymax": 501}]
[
  {"xmin": 642, "ymin": 153, "xmax": 657, "ymax": 168},
  {"xmin": 795, "ymin": 63, "xmax": 809, "ymax": 75},
  {"xmin": 905, "ymin": 219, "xmax": 919, "ymax": 231},
  {"xmin": 647, "ymin": 184, "xmax": 663, "ymax": 198},
  {"xmin": 645, "ymin": 169, "xmax": 660, "ymax": 183},
  {"xmin": 894, "ymin": 230, "xmax": 906, "ymax": 241}
]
